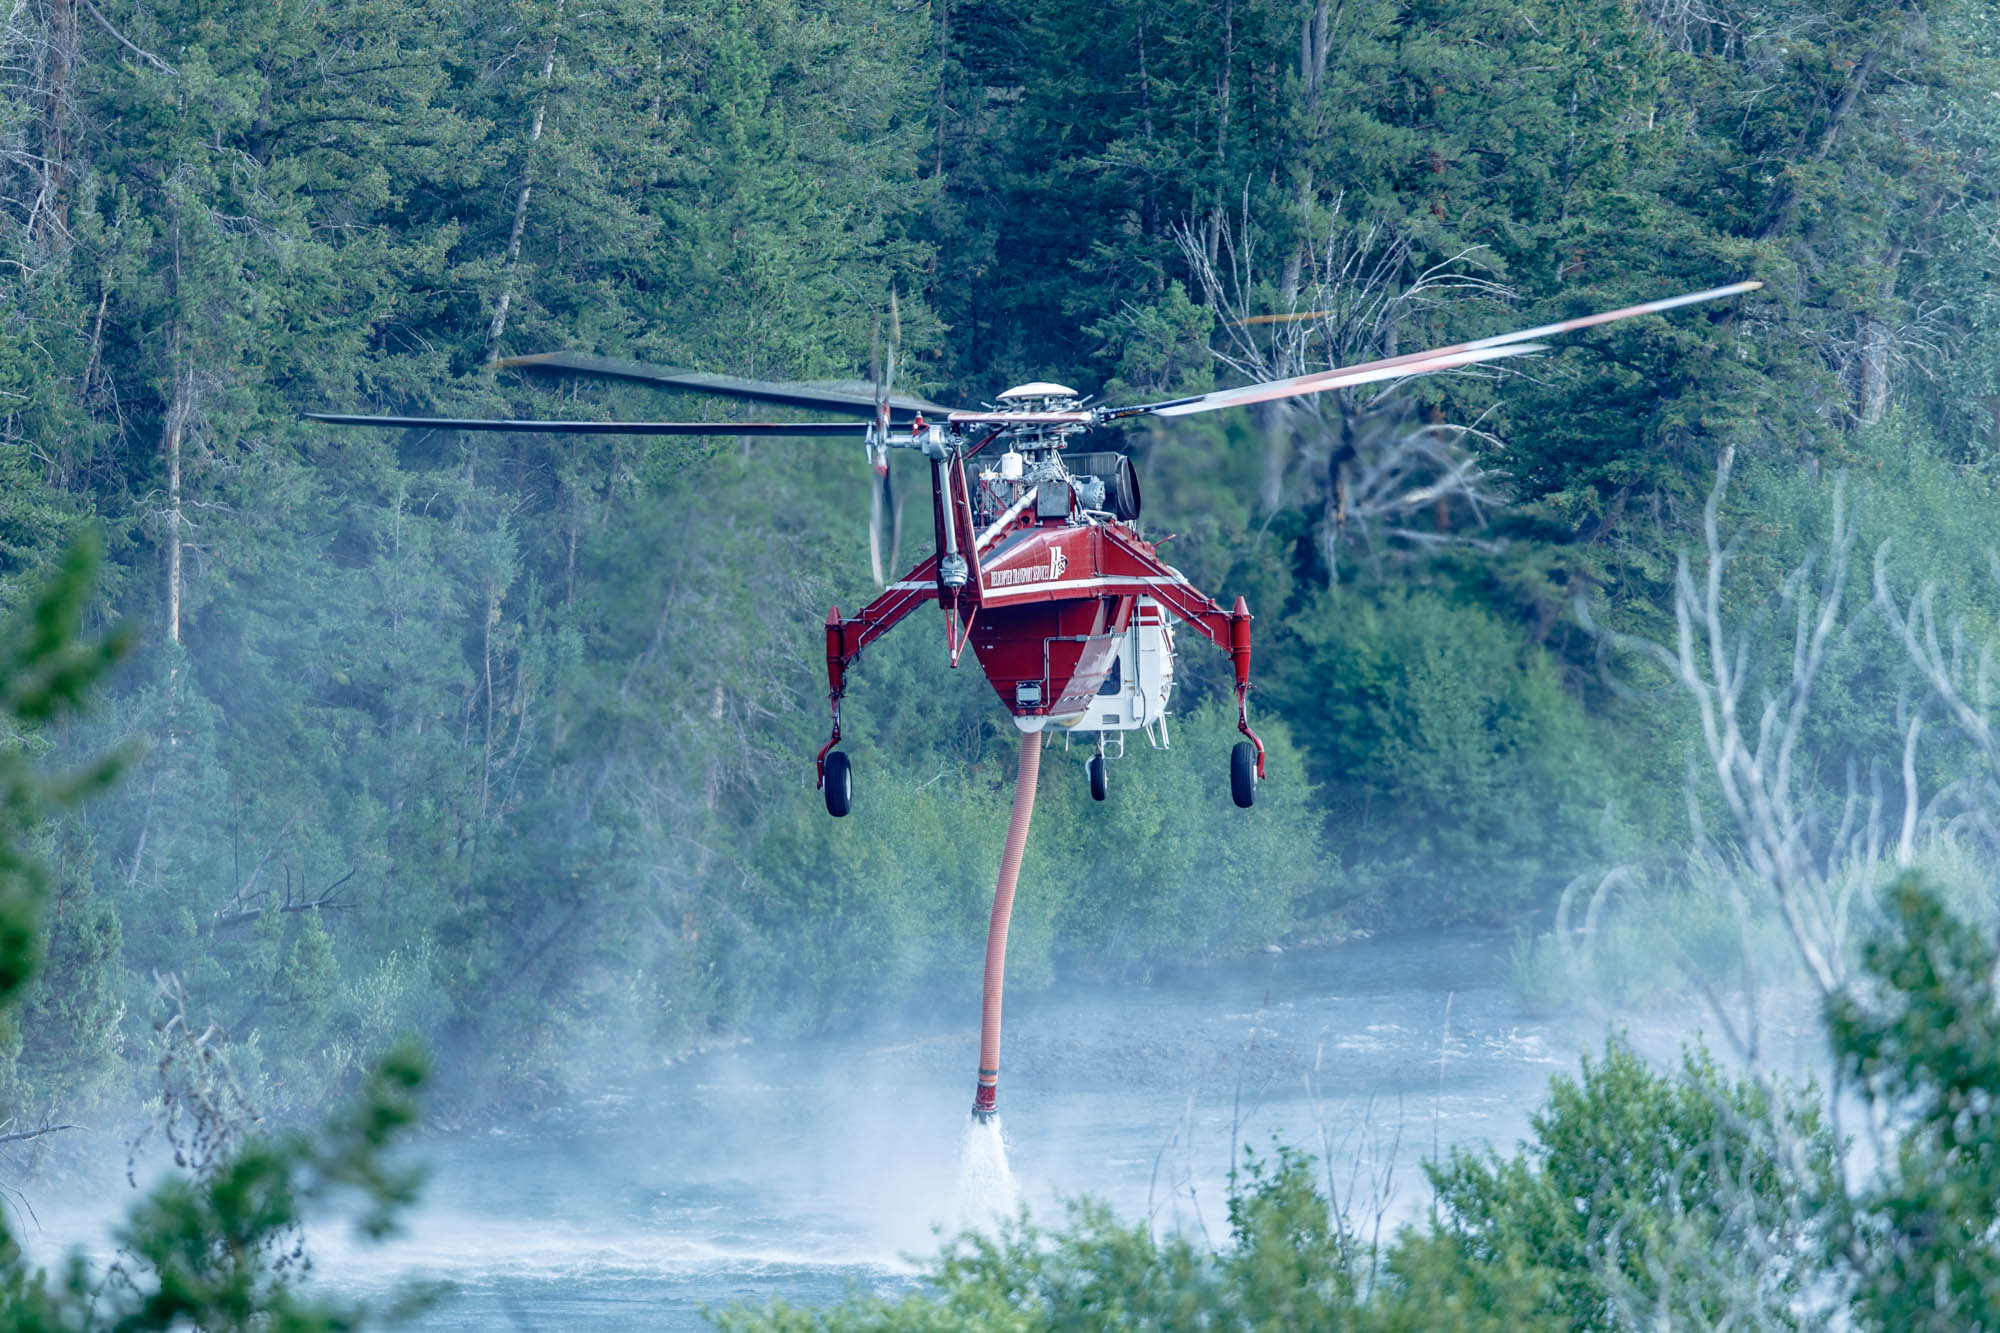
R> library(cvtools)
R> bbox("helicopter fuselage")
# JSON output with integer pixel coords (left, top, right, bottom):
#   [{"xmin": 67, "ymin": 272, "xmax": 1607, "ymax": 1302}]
[{"xmin": 817, "ymin": 397, "xmax": 1265, "ymax": 807}]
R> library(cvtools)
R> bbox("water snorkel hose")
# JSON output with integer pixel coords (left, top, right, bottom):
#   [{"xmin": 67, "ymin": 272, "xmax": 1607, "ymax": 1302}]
[{"xmin": 972, "ymin": 728, "xmax": 1042, "ymax": 1121}]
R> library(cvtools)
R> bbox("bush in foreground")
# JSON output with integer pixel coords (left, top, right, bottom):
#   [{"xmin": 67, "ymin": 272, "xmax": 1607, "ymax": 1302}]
[
  {"xmin": 0, "ymin": 543, "xmax": 429, "ymax": 1332},
  {"xmin": 720, "ymin": 874, "xmax": 2000, "ymax": 1332}
]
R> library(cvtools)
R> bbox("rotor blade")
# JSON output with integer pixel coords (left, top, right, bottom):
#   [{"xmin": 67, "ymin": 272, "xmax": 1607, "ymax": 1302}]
[
  {"xmin": 1450, "ymin": 279, "xmax": 1762, "ymax": 356},
  {"xmin": 949, "ymin": 410, "xmax": 1095, "ymax": 426},
  {"xmin": 1116, "ymin": 344, "xmax": 1545, "ymax": 421},
  {"xmin": 890, "ymin": 483, "xmax": 905, "ymax": 577},
  {"xmin": 869, "ymin": 471, "xmax": 888, "ymax": 590},
  {"xmin": 304, "ymin": 412, "xmax": 869, "ymax": 437},
  {"xmin": 871, "ymin": 315, "xmax": 884, "ymax": 414},
  {"xmin": 887, "ymin": 290, "xmax": 900, "ymax": 399},
  {"xmin": 496, "ymin": 350, "xmax": 956, "ymax": 419},
  {"xmin": 1104, "ymin": 279, "xmax": 1761, "ymax": 421}
]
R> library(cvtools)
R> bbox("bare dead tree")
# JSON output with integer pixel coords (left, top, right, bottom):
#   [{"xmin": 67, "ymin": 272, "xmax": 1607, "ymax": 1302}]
[
  {"xmin": 1591, "ymin": 1086, "xmax": 1832, "ymax": 1331},
  {"xmin": 0, "ymin": 0, "xmax": 54, "ymax": 257},
  {"xmin": 129, "ymin": 975, "xmax": 263, "ymax": 1181},
  {"xmin": 208, "ymin": 811, "xmax": 357, "ymax": 927},
  {"xmin": 1576, "ymin": 447, "xmax": 1880, "ymax": 997},
  {"xmin": 14, "ymin": 0, "xmax": 80, "ymax": 251},
  {"xmin": 0, "ymin": 1109, "xmax": 81, "ymax": 1227},
  {"xmin": 1173, "ymin": 195, "xmax": 1515, "ymax": 582},
  {"xmin": 1638, "ymin": 0, "xmax": 1745, "ymax": 57},
  {"xmin": 102, "ymin": 977, "xmax": 317, "ymax": 1302},
  {"xmin": 1560, "ymin": 457, "xmax": 2000, "ymax": 1294},
  {"xmin": 1874, "ymin": 543, "xmax": 2000, "ymax": 842},
  {"xmin": 1846, "ymin": 279, "xmax": 1955, "ymax": 427},
  {"xmin": 1183, "ymin": 191, "xmax": 1508, "ymax": 385},
  {"xmin": 212, "ymin": 864, "xmax": 355, "ymax": 930},
  {"xmin": 1544, "ymin": 865, "xmax": 1646, "ymax": 1012}
]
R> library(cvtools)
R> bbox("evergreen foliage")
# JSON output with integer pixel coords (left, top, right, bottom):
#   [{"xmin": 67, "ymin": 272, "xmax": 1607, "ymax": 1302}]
[
  {"xmin": 1829, "ymin": 875, "xmax": 2000, "ymax": 1327},
  {"xmin": 0, "ymin": 544, "xmax": 427, "ymax": 1332},
  {"xmin": 0, "ymin": 0, "xmax": 1995, "ymax": 1135},
  {"xmin": 1, "ymin": 3, "xmax": 1999, "ymax": 1323}
]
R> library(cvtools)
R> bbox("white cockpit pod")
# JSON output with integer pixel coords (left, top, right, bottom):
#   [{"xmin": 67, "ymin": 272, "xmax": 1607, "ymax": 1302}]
[
  {"xmin": 1078, "ymin": 597, "xmax": 1176, "ymax": 745},
  {"xmin": 1132, "ymin": 596, "xmax": 1175, "ymax": 748}
]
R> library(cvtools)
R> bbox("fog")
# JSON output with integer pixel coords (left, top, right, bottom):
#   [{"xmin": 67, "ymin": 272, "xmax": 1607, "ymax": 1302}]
[{"xmin": 61, "ymin": 930, "xmax": 1807, "ymax": 1329}]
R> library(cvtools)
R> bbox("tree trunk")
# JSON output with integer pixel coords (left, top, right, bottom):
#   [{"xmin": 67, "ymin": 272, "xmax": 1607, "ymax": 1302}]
[
  {"xmin": 162, "ymin": 370, "xmax": 191, "ymax": 645},
  {"xmin": 34, "ymin": 0, "xmax": 77, "ymax": 247},
  {"xmin": 479, "ymin": 583, "xmax": 500, "ymax": 818},
  {"xmin": 1257, "ymin": 401, "xmax": 1286, "ymax": 513},
  {"xmin": 933, "ymin": 0, "xmax": 950, "ymax": 177},
  {"xmin": 486, "ymin": 0, "xmax": 565, "ymax": 356},
  {"xmin": 1857, "ymin": 246, "xmax": 1903, "ymax": 425},
  {"xmin": 167, "ymin": 421, "xmax": 181, "ymax": 644},
  {"xmin": 1281, "ymin": 0, "xmax": 1329, "ymax": 299},
  {"xmin": 1137, "ymin": 12, "xmax": 1158, "ymax": 262},
  {"xmin": 695, "ymin": 683, "xmax": 725, "ymax": 877},
  {"xmin": 1857, "ymin": 318, "xmax": 1892, "ymax": 424},
  {"xmin": 1207, "ymin": 0, "xmax": 1233, "ymax": 267}
]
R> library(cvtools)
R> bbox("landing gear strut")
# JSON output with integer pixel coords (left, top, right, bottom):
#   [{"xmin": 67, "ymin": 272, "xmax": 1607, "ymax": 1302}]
[
  {"xmin": 1227, "ymin": 596, "xmax": 1265, "ymax": 809},
  {"xmin": 819, "ymin": 607, "xmax": 850, "ymax": 816}
]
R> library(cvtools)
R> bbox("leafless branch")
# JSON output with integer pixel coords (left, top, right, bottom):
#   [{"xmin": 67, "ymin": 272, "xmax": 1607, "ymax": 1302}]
[
  {"xmin": 0, "ymin": 1120, "xmax": 79, "ymax": 1145},
  {"xmin": 79, "ymin": 0, "xmax": 176, "ymax": 76},
  {"xmin": 1577, "ymin": 448, "xmax": 1876, "ymax": 996},
  {"xmin": 212, "ymin": 811, "xmax": 300, "ymax": 921},
  {"xmin": 129, "ymin": 975, "xmax": 262, "ymax": 1184},
  {"xmin": 212, "ymin": 865, "xmax": 355, "ymax": 929},
  {"xmin": 1173, "ymin": 198, "xmax": 1517, "ymax": 580},
  {"xmin": 1875, "ymin": 540, "xmax": 2000, "ymax": 840}
]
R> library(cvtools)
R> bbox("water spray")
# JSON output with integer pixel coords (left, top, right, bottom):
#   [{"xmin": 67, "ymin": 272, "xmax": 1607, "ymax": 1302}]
[{"xmin": 972, "ymin": 728, "xmax": 1042, "ymax": 1121}]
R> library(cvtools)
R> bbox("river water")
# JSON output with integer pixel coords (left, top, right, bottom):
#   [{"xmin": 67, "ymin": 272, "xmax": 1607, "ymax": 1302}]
[
  {"xmin": 311, "ymin": 931, "xmax": 1604, "ymax": 1328},
  {"xmin": 25, "ymin": 931, "xmax": 1761, "ymax": 1328}
]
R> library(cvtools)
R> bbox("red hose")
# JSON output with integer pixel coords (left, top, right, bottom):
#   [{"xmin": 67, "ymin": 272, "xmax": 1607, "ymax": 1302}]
[{"xmin": 972, "ymin": 727, "xmax": 1042, "ymax": 1119}]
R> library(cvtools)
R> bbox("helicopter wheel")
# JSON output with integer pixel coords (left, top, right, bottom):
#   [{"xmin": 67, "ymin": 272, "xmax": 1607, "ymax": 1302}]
[
  {"xmin": 1230, "ymin": 742, "xmax": 1257, "ymax": 809},
  {"xmin": 824, "ymin": 751, "xmax": 853, "ymax": 818},
  {"xmin": 1087, "ymin": 753, "xmax": 1108, "ymax": 802}
]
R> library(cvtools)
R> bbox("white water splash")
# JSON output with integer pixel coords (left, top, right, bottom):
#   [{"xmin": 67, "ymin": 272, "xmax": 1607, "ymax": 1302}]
[{"xmin": 951, "ymin": 1116, "xmax": 1019, "ymax": 1230}]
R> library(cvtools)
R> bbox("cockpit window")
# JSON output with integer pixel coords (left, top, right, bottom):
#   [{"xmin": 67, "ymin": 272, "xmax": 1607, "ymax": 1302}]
[{"xmin": 1097, "ymin": 655, "xmax": 1123, "ymax": 695}]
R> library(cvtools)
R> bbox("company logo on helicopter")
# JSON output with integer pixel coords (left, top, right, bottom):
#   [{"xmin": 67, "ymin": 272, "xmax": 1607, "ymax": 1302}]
[{"xmin": 989, "ymin": 547, "xmax": 1069, "ymax": 587}]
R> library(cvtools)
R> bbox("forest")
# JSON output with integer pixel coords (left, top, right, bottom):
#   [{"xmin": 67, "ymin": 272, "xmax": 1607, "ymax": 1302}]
[
  {"xmin": 2, "ymin": 0, "xmax": 2000, "ymax": 1321},
  {"xmin": 1, "ymin": 0, "xmax": 1998, "ymax": 1119}
]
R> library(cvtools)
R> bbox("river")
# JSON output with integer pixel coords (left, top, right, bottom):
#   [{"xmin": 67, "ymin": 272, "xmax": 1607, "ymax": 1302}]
[
  {"xmin": 306, "ymin": 930, "xmax": 1607, "ymax": 1328},
  {"xmin": 22, "ymin": 930, "xmax": 1759, "ymax": 1328}
]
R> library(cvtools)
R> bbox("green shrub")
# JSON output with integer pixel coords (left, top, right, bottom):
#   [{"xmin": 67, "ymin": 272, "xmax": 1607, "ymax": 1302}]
[{"xmin": 1272, "ymin": 585, "xmax": 1622, "ymax": 924}]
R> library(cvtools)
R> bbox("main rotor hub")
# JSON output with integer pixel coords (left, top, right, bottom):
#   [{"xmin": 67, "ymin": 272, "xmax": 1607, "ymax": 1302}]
[
  {"xmin": 990, "ymin": 382, "xmax": 1088, "ymax": 459},
  {"xmin": 996, "ymin": 382, "xmax": 1082, "ymax": 411}
]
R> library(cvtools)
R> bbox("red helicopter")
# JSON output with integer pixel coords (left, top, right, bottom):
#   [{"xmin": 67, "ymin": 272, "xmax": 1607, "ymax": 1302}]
[{"xmin": 308, "ymin": 280, "xmax": 1759, "ymax": 814}]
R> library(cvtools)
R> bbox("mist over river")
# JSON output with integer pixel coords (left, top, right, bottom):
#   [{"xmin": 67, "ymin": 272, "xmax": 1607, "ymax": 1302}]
[{"xmin": 27, "ymin": 931, "xmax": 1820, "ymax": 1329}]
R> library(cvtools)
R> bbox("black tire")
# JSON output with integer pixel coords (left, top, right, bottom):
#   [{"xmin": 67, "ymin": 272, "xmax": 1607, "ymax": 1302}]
[
  {"xmin": 1088, "ymin": 753, "xmax": 1108, "ymax": 802},
  {"xmin": 1230, "ymin": 741, "xmax": 1257, "ymax": 809},
  {"xmin": 824, "ymin": 751, "xmax": 853, "ymax": 817}
]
